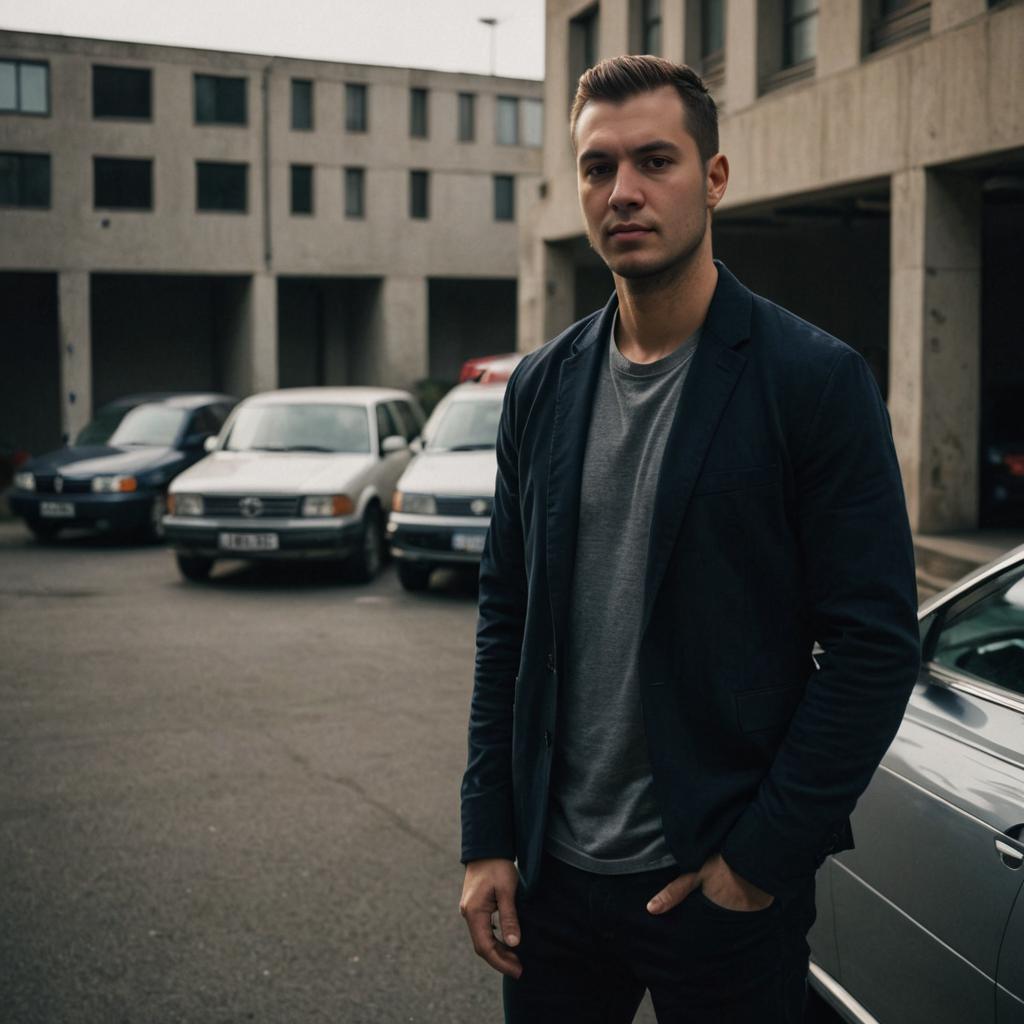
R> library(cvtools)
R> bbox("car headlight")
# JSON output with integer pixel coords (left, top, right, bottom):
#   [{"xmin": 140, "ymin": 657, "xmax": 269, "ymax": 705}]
[
  {"xmin": 302, "ymin": 495, "xmax": 355, "ymax": 517},
  {"xmin": 13, "ymin": 471, "xmax": 35, "ymax": 491},
  {"xmin": 170, "ymin": 494, "xmax": 204, "ymax": 516},
  {"xmin": 91, "ymin": 475, "xmax": 138, "ymax": 493},
  {"xmin": 394, "ymin": 492, "xmax": 437, "ymax": 515}
]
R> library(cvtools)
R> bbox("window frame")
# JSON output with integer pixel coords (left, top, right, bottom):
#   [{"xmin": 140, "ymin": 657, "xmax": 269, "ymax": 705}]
[
  {"xmin": 91, "ymin": 64, "xmax": 152, "ymax": 121},
  {"xmin": 494, "ymin": 174, "xmax": 515, "ymax": 222},
  {"xmin": 781, "ymin": 0, "xmax": 818, "ymax": 70},
  {"xmin": 410, "ymin": 87, "xmax": 429, "ymax": 138},
  {"xmin": 193, "ymin": 72, "xmax": 248, "ymax": 127},
  {"xmin": 0, "ymin": 58, "xmax": 50, "ymax": 117},
  {"xmin": 93, "ymin": 155, "xmax": 154, "ymax": 211},
  {"xmin": 195, "ymin": 160, "xmax": 249, "ymax": 214},
  {"xmin": 867, "ymin": 0, "xmax": 931, "ymax": 52},
  {"xmin": 409, "ymin": 169, "xmax": 429, "ymax": 220},
  {"xmin": 345, "ymin": 82, "xmax": 368, "ymax": 133},
  {"xmin": 344, "ymin": 166, "xmax": 365, "ymax": 219},
  {"xmin": 291, "ymin": 78, "xmax": 314, "ymax": 131},
  {"xmin": 496, "ymin": 95, "xmax": 520, "ymax": 146},
  {"xmin": 0, "ymin": 151, "xmax": 51, "ymax": 208},
  {"xmin": 290, "ymin": 163, "xmax": 314, "ymax": 216},
  {"xmin": 641, "ymin": 0, "xmax": 662, "ymax": 54},
  {"xmin": 568, "ymin": 5, "xmax": 600, "ymax": 107},
  {"xmin": 457, "ymin": 91, "xmax": 476, "ymax": 143}
]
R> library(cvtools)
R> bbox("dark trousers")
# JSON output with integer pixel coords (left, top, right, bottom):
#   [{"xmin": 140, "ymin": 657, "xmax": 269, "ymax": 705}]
[{"xmin": 504, "ymin": 854, "xmax": 815, "ymax": 1024}]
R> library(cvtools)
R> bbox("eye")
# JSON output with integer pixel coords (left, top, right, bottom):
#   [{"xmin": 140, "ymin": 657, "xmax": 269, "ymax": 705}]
[
  {"xmin": 584, "ymin": 163, "xmax": 612, "ymax": 179},
  {"xmin": 644, "ymin": 156, "xmax": 671, "ymax": 170}
]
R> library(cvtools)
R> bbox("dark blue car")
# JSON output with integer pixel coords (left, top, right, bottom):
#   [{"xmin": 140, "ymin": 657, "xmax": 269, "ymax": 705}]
[{"xmin": 8, "ymin": 392, "xmax": 236, "ymax": 542}]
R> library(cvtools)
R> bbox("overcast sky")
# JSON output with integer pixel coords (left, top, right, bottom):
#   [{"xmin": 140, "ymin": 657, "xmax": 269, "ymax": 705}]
[{"xmin": 0, "ymin": 0, "xmax": 545, "ymax": 79}]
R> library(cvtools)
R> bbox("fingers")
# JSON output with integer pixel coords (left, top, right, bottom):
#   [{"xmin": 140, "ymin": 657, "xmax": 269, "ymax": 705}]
[
  {"xmin": 465, "ymin": 908, "xmax": 523, "ymax": 978},
  {"xmin": 496, "ymin": 887, "xmax": 521, "ymax": 948},
  {"xmin": 646, "ymin": 871, "xmax": 698, "ymax": 915}
]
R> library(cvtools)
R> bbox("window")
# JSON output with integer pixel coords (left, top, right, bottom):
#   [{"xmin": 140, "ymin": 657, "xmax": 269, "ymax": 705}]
[
  {"xmin": 92, "ymin": 65, "xmax": 151, "ymax": 119},
  {"xmin": 344, "ymin": 166, "xmax": 365, "ymax": 218},
  {"xmin": 0, "ymin": 152, "xmax": 50, "ymax": 207},
  {"xmin": 196, "ymin": 161, "xmax": 247, "ymax": 212},
  {"xmin": 291, "ymin": 78, "xmax": 313, "ymax": 130},
  {"xmin": 376, "ymin": 403, "xmax": 400, "ymax": 449},
  {"xmin": 640, "ymin": 0, "xmax": 662, "ymax": 53},
  {"xmin": 458, "ymin": 92, "xmax": 476, "ymax": 142},
  {"xmin": 345, "ymin": 83, "xmax": 367, "ymax": 132},
  {"xmin": 700, "ymin": 0, "xmax": 726, "ymax": 78},
  {"xmin": 0, "ymin": 59, "xmax": 49, "ymax": 115},
  {"xmin": 783, "ymin": 0, "xmax": 818, "ymax": 68},
  {"xmin": 930, "ymin": 564, "xmax": 1024, "ymax": 698},
  {"xmin": 194, "ymin": 73, "xmax": 247, "ymax": 125},
  {"xmin": 94, "ymin": 157, "xmax": 152, "ymax": 210},
  {"xmin": 568, "ymin": 6, "xmax": 599, "ymax": 104},
  {"xmin": 494, "ymin": 175, "xmax": 515, "ymax": 221},
  {"xmin": 497, "ymin": 96, "xmax": 542, "ymax": 147},
  {"xmin": 291, "ymin": 164, "xmax": 313, "ymax": 215},
  {"xmin": 409, "ymin": 170, "xmax": 429, "ymax": 219},
  {"xmin": 410, "ymin": 87, "xmax": 428, "ymax": 138},
  {"xmin": 868, "ymin": 0, "xmax": 931, "ymax": 51},
  {"xmin": 389, "ymin": 400, "xmax": 424, "ymax": 442},
  {"xmin": 496, "ymin": 96, "xmax": 519, "ymax": 144}
]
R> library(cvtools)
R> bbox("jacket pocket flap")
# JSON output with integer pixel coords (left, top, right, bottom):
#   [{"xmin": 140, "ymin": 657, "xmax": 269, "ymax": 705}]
[{"xmin": 735, "ymin": 684, "xmax": 803, "ymax": 733}]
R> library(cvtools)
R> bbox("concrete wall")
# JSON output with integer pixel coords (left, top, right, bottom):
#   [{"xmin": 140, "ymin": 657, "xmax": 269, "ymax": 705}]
[{"xmin": 427, "ymin": 278, "xmax": 518, "ymax": 381}]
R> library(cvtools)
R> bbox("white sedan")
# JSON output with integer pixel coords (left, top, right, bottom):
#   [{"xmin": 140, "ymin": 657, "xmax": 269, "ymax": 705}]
[
  {"xmin": 388, "ymin": 382, "xmax": 505, "ymax": 592},
  {"xmin": 164, "ymin": 387, "xmax": 423, "ymax": 582}
]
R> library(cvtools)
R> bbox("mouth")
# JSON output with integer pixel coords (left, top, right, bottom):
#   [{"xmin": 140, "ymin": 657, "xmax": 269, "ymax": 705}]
[{"xmin": 607, "ymin": 224, "xmax": 654, "ymax": 241}]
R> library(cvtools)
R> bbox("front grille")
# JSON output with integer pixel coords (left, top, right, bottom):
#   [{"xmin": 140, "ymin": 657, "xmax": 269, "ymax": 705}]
[
  {"xmin": 35, "ymin": 474, "xmax": 57, "ymax": 494},
  {"xmin": 435, "ymin": 496, "xmax": 492, "ymax": 517},
  {"xmin": 202, "ymin": 495, "xmax": 302, "ymax": 518},
  {"xmin": 34, "ymin": 475, "xmax": 90, "ymax": 494}
]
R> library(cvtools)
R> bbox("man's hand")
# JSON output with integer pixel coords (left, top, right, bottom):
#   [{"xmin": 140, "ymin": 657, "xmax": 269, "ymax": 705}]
[
  {"xmin": 460, "ymin": 858, "xmax": 523, "ymax": 979},
  {"xmin": 646, "ymin": 853, "xmax": 774, "ymax": 915}
]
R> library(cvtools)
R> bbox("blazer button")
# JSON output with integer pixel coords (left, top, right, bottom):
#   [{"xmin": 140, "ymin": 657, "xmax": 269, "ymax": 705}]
[{"xmin": 546, "ymin": 652, "xmax": 555, "ymax": 672}]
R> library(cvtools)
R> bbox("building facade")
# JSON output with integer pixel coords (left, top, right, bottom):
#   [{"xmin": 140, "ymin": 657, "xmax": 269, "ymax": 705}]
[
  {"xmin": 0, "ymin": 30, "xmax": 543, "ymax": 454},
  {"xmin": 523, "ymin": 0, "xmax": 1024, "ymax": 533}
]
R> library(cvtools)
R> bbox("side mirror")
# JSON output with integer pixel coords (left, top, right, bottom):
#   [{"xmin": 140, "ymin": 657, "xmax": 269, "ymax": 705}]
[
  {"xmin": 381, "ymin": 434, "xmax": 408, "ymax": 455},
  {"xmin": 203, "ymin": 435, "xmax": 218, "ymax": 453},
  {"xmin": 409, "ymin": 437, "xmax": 423, "ymax": 454}
]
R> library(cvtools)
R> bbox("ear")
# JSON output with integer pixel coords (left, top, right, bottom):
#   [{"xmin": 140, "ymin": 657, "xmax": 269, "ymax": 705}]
[{"xmin": 706, "ymin": 153, "xmax": 729, "ymax": 210}]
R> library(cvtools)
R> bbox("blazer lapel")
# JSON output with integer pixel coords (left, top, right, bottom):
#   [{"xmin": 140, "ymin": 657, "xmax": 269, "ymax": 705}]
[
  {"xmin": 546, "ymin": 296, "xmax": 615, "ymax": 658},
  {"xmin": 640, "ymin": 262, "xmax": 752, "ymax": 637}
]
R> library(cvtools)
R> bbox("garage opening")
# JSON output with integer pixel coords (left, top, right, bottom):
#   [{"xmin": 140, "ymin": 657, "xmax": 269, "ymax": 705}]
[
  {"xmin": 0, "ymin": 272, "xmax": 60, "ymax": 460},
  {"xmin": 714, "ymin": 181, "xmax": 891, "ymax": 396}
]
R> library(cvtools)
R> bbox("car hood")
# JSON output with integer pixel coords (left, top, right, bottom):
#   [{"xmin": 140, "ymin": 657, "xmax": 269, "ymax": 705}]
[
  {"xmin": 397, "ymin": 449, "xmax": 497, "ymax": 496},
  {"xmin": 26, "ymin": 445, "xmax": 183, "ymax": 478},
  {"xmin": 170, "ymin": 450, "xmax": 376, "ymax": 494}
]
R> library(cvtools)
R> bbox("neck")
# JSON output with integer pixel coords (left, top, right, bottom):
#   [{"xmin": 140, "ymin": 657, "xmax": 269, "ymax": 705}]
[{"xmin": 613, "ymin": 246, "xmax": 718, "ymax": 365}]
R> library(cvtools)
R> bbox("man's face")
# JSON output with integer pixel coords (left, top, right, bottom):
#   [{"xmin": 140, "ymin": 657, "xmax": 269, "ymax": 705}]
[{"xmin": 575, "ymin": 86, "xmax": 726, "ymax": 282}]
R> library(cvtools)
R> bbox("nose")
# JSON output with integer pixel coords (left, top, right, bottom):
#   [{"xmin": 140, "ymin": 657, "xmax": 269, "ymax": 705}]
[{"xmin": 608, "ymin": 164, "xmax": 644, "ymax": 211}]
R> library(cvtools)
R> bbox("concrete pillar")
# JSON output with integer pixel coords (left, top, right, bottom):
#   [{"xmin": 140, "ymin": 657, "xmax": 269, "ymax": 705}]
[
  {"xmin": 249, "ymin": 272, "xmax": 278, "ymax": 394},
  {"xmin": 58, "ymin": 270, "xmax": 91, "ymax": 444},
  {"xmin": 817, "ymin": 0, "xmax": 864, "ymax": 76},
  {"xmin": 724, "ymin": 0, "xmax": 758, "ymax": 112},
  {"xmin": 888, "ymin": 168, "xmax": 981, "ymax": 534},
  {"xmin": 543, "ymin": 239, "xmax": 577, "ymax": 342},
  {"xmin": 661, "ymin": 0, "xmax": 685, "ymax": 62},
  {"xmin": 932, "ymin": 0, "xmax": 986, "ymax": 33},
  {"xmin": 371, "ymin": 275, "xmax": 428, "ymax": 388}
]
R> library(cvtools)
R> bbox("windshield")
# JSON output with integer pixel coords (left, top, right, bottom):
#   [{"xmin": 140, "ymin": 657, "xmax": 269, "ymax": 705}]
[
  {"xmin": 107, "ymin": 405, "xmax": 187, "ymax": 447},
  {"xmin": 428, "ymin": 399, "xmax": 502, "ymax": 451},
  {"xmin": 224, "ymin": 403, "xmax": 371, "ymax": 454},
  {"xmin": 75, "ymin": 404, "xmax": 134, "ymax": 446}
]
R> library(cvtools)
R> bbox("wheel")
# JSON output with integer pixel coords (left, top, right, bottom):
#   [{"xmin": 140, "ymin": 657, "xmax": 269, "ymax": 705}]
[
  {"xmin": 27, "ymin": 520, "xmax": 61, "ymax": 542},
  {"xmin": 348, "ymin": 507, "xmax": 384, "ymax": 582},
  {"xmin": 176, "ymin": 553, "xmax": 214, "ymax": 582},
  {"xmin": 398, "ymin": 561, "xmax": 431, "ymax": 592},
  {"xmin": 136, "ymin": 493, "xmax": 167, "ymax": 543}
]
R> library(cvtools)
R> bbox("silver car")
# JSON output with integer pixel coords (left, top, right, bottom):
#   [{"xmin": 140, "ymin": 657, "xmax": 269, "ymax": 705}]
[
  {"xmin": 809, "ymin": 544, "xmax": 1024, "ymax": 1023},
  {"xmin": 387, "ymin": 382, "xmax": 504, "ymax": 592},
  {"xmin": 163, "ymin": 387, "xmax": 423, "ymax": 582}
]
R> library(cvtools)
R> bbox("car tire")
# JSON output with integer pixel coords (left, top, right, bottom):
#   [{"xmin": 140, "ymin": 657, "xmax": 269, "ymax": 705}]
[
  {"xmin": 176, "ymin": 554, "xmax": 214, "ymax": 582},
  {"xmin": 398, "ymin": 562, "xmax": 431, "ymax": 592},
  {"xmin": 349, "ymin": 506, "xmax": 384, "ymax": 583},
  {"xmin": 137, "ymin": 493, "xmax": 167, "ymax": 543},
  {"xmin": 27, "ymin": 520, "xmax": 61, "ymax": 542}
]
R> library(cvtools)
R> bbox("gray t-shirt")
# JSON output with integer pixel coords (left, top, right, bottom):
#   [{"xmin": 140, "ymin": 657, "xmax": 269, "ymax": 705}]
[{"xmin": 546, "ymin": 314, "xmax": 700, "ymax": 874}]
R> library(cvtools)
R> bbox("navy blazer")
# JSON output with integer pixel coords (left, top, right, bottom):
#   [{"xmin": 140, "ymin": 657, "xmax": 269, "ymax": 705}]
[{"xmin": 460, "ymin": 262, "xmax": 920, "ymax": 897}]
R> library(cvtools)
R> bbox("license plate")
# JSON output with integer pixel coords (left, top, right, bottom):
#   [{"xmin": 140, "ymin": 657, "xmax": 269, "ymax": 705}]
[
  {"xmin": 40, "ymin": 501, "xmax": 75, "ymax": 518},
  {"xmin": 452, "ymin": 532, "xmax": 486, "ymax": 554},
  {"xmin": 218, "ymin": 532, "xmax": 279, "ymax": 552}
]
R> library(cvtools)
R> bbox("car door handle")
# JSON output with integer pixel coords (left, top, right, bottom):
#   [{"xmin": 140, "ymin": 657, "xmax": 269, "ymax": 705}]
[{"xmin": 996, "ymin": 837, "xmax": 1024, "ymax": 869}]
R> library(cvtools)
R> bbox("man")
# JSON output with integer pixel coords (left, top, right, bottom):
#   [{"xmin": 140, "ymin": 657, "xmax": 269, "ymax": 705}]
[{"xmin": 459, "ymin": 55, "xmax": 920, "ymax": 1022}]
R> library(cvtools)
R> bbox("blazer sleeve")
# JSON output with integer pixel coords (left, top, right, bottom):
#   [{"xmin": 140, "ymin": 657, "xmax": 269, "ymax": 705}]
[
  {"xmin": 720, "ymin": 347, "xmax": 921, "ymax": 896},
  {"xmin": 460, "ymin": 371, "xmax": 528, "ymax": 864}
]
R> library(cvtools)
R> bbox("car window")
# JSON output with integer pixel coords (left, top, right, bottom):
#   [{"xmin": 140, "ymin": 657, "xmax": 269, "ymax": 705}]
[
  {"xmin": 931, "ymin": 563, "xmax": 1024, "ymax": 697},
  {"xmin": 75, "ymin": 404, "xmax": 135, "ymax": 445},
  {"xmin": 427, "ymin": 398, "xmax": 502, "ymax": 451},
  {"xmin": 376, "ymin": 404, "xmax": 399, "ymax": 446},
  {"xmin": 108, "ymin": 405, "xmax": 188, "ymax": 447},
  {"xmin": 186, "ymin": 406, "xmax": 221, "ymax": 437},
  {"xmin": 223, "ymin": 403, "xmax": 371, "ymax": 454},
  {"xmin": 388, "ymin": 400, "xmax": 420, "ymax": 442}
]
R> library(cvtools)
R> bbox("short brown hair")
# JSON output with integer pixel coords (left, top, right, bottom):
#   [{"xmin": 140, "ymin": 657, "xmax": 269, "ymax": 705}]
[{"xmin": 570, "ymin": 55, "xmax": 719, "ymax": 165}]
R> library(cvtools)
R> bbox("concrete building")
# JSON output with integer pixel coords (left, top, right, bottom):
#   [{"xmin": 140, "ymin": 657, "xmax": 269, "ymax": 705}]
[
  {"xmin": 523, "ymin": 0, "xmax": 1024, "ymax": 533},
  {"xmin": 0, "ymin": 30, "xmax": 543, "ymax": 455}
]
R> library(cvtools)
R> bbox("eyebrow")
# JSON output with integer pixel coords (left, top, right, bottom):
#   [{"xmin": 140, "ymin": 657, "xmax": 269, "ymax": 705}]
[{"xmin": 577, "ymin": 139, "xmax": 682, "ymax": 164}]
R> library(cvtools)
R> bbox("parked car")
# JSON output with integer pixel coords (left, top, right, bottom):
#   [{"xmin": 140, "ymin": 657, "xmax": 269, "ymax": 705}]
[
  {"xmin": 808, "ymin": 544, "xmax": 1024, "ymax": 1024},
  {"xmin": 458, "ymin": 352, "xmax": 523, "ymax": 384},
  {"xmin": 388, "ymin": 382, "xmax": 504, "ymax": 591},
  {"xmin": 163, "ymin": 387, "xmax": 424, "ymax": 582},
  {"xmin": 7, "ymin": 392, "xmax": 236, "ymax": 541}
]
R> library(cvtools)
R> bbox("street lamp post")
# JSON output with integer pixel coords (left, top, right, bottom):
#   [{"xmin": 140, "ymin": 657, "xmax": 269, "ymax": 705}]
[{"xmin": 479, "ymin": 17, "xmax": 499, "ymax": 76}]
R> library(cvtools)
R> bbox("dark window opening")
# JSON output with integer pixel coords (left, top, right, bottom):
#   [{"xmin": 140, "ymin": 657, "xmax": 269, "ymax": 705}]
[
  {"xmin": 0, "ymin": 152, "xmax": 50, "ymax": 207},
  {"xmin": 410, "ymin": 87, "xmax": 428, "ymax": 138},
  {"xmin": 194, "ymin": 74, "xmax": 247, "ymax": 125},
  {"xmin": 94, "ymin": 157, "xmax": 152, "ymax": 210},
  {"xmin": 0, "ymin": 59, "xmax": 49, "ymax": 115},
  {"xmin": 196, "ymin": 161, "xmax": 248, "ymax": 212},
  {"xmin": 346, "ymin": 83, "xmax": 368, "ymax": 132},
  {"xmin": 494, "ymin": 175, "xmax": 515, "ymax": 221},
  {"xmin": 92, "ymin": 65, "xmax": 151, "ymax": 119},
  {"xmin": 291, "ymin": 78, "xmax": 313, "ymax": 130},
  {"xmin": 291, "ymin": 164, "xmax": 313, "ymax": 215},
  {"xmin": 458, "ymin": 92, "xmax": 475, "ymax": 142},
  {"xmin": 568, "ymin": 6, "xmax": 600, "ymax": 105},
  {"xmin": 410, "ymin": 170, "xmax": 429, "ymax": 219},
  {"xmin": 783, "ymin": 0, "xmax": 818, "ymax": 68},
  {"xmin": 345, "ymin": 166, "xmax": 365, "ymax": 218}
]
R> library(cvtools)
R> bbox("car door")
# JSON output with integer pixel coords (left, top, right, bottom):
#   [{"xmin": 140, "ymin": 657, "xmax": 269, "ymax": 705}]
[
  {"xmin": 998, "ymin": 882, "xmax": 1024, "ymax": 1023},
  {"xmin": 830, "ymin": 559, "xmax": 1024, "ymax": 1024},
  {"xmin": 374, "ymin": 403, "xmax": 408, "ymax": 507}
]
